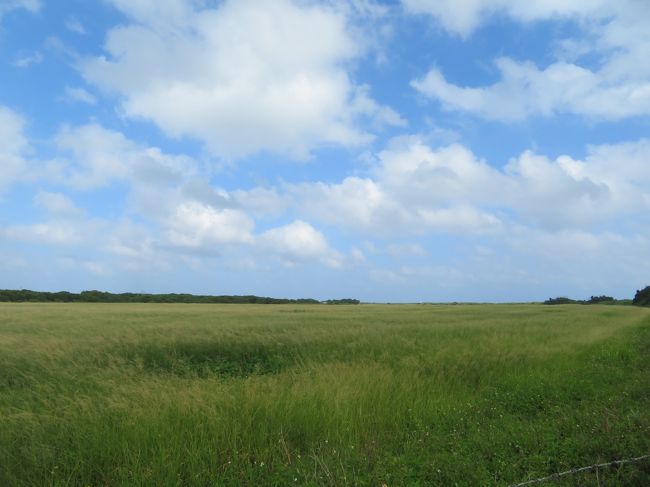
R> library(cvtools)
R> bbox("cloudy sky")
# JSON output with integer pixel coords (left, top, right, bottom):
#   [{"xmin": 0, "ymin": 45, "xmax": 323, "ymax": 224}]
[{"xmin": 1, "ymin": 0, "xmax": 649, "ymax": 302}]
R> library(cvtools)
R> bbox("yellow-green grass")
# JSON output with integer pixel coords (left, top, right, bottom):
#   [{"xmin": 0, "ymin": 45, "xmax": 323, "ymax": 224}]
[{"xmin": 1, "ymin": 303, "xmax": 649, "ymax": 486}]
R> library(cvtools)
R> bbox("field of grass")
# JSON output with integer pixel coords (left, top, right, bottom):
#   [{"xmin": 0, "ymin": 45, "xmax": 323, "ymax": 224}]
[{"xmin": 1, "ymin": 303, "xmax": 649, "ymax": 486}]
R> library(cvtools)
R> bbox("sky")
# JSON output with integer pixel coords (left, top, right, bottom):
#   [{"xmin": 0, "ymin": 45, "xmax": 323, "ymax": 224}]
[{"xmin": 1, "ymin": 0, "xmax": 649, "ymax": 302}]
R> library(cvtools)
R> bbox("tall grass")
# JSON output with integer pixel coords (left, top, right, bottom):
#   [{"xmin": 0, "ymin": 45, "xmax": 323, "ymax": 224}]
[{"xmin": 1, "ymin": 303, "xmax": 649, "ymax": 485}]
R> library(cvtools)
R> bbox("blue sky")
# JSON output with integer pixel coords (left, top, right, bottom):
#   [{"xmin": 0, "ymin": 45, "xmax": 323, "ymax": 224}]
[{"xmin": 1, "ymin": 0, "xmax": 649, "ymax": 302}]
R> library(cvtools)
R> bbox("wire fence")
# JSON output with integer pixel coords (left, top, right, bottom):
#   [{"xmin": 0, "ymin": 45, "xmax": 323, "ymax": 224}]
[{"xmin": 510, "ymin": 453, "xmax": 650, "ymax": 486}]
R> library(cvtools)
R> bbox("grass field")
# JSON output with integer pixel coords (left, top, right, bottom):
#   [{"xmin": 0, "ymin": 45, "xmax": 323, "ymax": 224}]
[{"xmin": 1, "ymin": 303, "xmax": 649, "ymax": 486}]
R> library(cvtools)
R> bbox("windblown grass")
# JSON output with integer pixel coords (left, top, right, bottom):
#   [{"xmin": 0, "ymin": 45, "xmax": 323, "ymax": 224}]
[{"xmin": 1, "ymin": 303, "xmax": 649, "ymax": 485}]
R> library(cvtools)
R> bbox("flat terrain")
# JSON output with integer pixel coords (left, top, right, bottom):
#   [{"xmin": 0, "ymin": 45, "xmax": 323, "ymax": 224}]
[{"xmin": 1, "ymin": 303, "xmax": 649, "ymax": 486}]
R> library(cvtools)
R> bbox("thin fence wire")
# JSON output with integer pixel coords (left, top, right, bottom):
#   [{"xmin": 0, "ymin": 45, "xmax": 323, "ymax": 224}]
[{"xmin": 510, "ymin": 453, "xmax": 650, "ymax": 486}]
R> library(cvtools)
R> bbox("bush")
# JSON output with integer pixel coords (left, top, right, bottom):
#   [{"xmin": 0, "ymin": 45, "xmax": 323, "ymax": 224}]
[
  {"xmin": 543, "ymin": 297, "xmax": 576, "ymax": 305},
  {"xmin": 586, "ymin": 295, "xmax": 615, "ymax": 304},
  {"xmin": 633, "ymin": 286, "xmax": 650, "ymax": 306}
]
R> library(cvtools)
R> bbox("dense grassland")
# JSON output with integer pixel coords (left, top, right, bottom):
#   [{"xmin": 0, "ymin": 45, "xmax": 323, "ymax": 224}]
[{"xmin": 1, "ymin": 303, "xmax": 649, "ymax": 486}]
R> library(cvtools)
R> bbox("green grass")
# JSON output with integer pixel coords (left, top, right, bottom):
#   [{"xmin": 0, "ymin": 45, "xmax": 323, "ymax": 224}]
[{"xmin": 1, "ymin": 303, "xmax": 649, "ymax": 486}]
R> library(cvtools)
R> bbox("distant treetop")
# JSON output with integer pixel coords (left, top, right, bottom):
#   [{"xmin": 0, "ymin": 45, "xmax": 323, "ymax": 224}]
[
  {"xmin": 633, "ymin": 286, "xmax": 650, "ymax": 306},
  {"xmin": 0, "ymin": 289, "xmax": 359, "ymax": 305},
  {"xmin": 543, "ymin": 295, "xmax": 625, "ymax": 306}
]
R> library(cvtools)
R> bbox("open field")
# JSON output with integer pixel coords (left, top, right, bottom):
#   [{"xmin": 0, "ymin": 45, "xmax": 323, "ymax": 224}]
[{"xmin": 1, "ymin": 303, "xmax": 649, "ymax": 486}]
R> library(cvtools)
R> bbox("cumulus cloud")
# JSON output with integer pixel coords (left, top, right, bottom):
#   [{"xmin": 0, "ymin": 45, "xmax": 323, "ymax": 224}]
[
  {"xmin": 33, "ymin": 191, "xmax": 85, "ymax": 217},
  {"xmin": 386, "ymin": 243, "xmax": 427, "ymax": 257},
  {"xmin": 57, "ymin": 257, "xmax": 111, "ymax": 277},
  {"xmin": 292, "ymin": 136, "xmax": 650, "ymax": 234},
  {"xmin": 0, "ymin": 0, "xmax": 40, "ymax": 20},
  {"xmin": 64, "ymin": 87, "xmax": 97, "ymax": 105},
  {"xmin": 413, "ymin": 58, "xmax": 650, "ymax": 121},
  {"xmin": 505, "ymin": 227, "xmax": 650, "ymax": 294},
  {"xmin": 54, "ymin": 123, "xmax": 198, "ymax": 189},
  {"xmin": 6, "ymin": 115, "xmax": 649, "ymax": 278},
  {"xmin": 232, "ymin": 187, "xmax": 291, "ymax": 218},
  {"xmin": 505, "ymin": 140, "xmax": 650, "ymax": 228},
  {"xmin": 401, "ymin": 0, "xmax": 608, "ymax": 38},
  {"xmin": 45, "ymin": 127, "xmax": 256, "ymax": 254},
  {"xmin": 165, "ymin": 201, "xmax": 254, "ymax": 250},
  {"xmin": 14, "ymin": 52, "xmax": 43, "ymax": 68},
  {"xmin": 0, "ymin": 106, "xmax": 29, "ymax": 191},
  {"xmin": 293, "ymin": 139, "xmax": 505, "ymax": 235},
  {"xmin": 260, "ymin": 220, "xmax": 343, "ymax": 267},
  {"xmin": 505, "ymin": 152, "xmax": 608, "ymax": 229},
  {"xmin": 81, "ymin": 0, "xmax": 402, "ymax": 159},
  {"xmin": 65, "ymin": 17, "xmax": 86, "ymax": 34},
  {"xmin": 408, "ymin": 1, "xmax": 650, "ymax": 121},
  {"xmin": 3, "ymin": 220, "xmax": 92, "ymax": 246},
  {"xmin": 0, "ymin": 120, "xmax": 346, "ymax": 268},
  {"xmin": 1, "ymin": 210, "xmax": 171, "ymax": 275}
]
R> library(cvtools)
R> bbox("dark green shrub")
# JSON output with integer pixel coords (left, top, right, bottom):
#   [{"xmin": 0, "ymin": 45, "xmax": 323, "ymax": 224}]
[
  {"xmin": 586, "ymin": 295, "xmax": 615, "ymax": 304},
  {"xmin": 543, "ymin": 297, "xmax": 576, "ymax": 305},
  {"xmin": 633, "ymin": 286, "xmax": 650, "ymax": 306}
]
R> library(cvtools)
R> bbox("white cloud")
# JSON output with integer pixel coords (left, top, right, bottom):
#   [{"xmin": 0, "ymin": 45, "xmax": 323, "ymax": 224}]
[
  {"xmin": 294, "ymin": 176, "xmax": 388, "ymax": 231},
  {"xmin": 3, "ymin": 220, "xmax": 88, "ymax": 246},
  {"xmin": 1, "ymin": 208, "xmax": 171, "ymax": 271},
  {"xmin": 506, "ymin": 227, "xmax": 650, "ymax": 294},
  {"xmin": 401, "ymin": 0, "xmax": 608, "ymax": 38},
  {"xmin": 413, "ymin": 58, "xmax": 650, "ymax": 121},
  {"xmin": 376, "ymin": 138, "xmax": 506, "ymax": 205},
  {"xmin": 505, "ymin": 152, "xmax": 610, "ymax": 229},
  {"xmin": 81, "ymin": 0, "xmax": 401, "ymax": 159},
  {"xmin": 505, "ymin": 140, "xmax": 650, "ymax": 228},
  {"xmin": 65, "ymin": 17, "xmax": 86, "ymax": 34},
  {"xmin": 260, "ymin": 220, "xmax": 343, "ymax": 267},
  {"xmin": 293, "ymin": 139, "xmax": 504, "ymax": 235},
  {"xmin": 165, "ymin": 201, "xmax": 254, "ymax": 250},
  {"xmin": 33, "ymin": 191, "xmax": 84, "ymax": 217},
  {"xmin": 370, "ymin": 264, "xmax": 465, "ymax": 286},
  {"xmin": 0, "ymin": 0, "xmax": 40, "ymax": 20},
  {"xmin": 103, "ymin": 220, "xmax": 159, "ymax": 265},
  {"xmin": 0, "ymin": 106, "xmax": 29, "ymax": 191},
  {"xmin": 54, "ymin": 123, "xmax": 198, "ymax": 189},
  {"xmin": 122, "ymin": 169, "xmax": 348, "ymax": 265},
  {"xmin": 408, "ymin": 1, "xmax": 650, "ymax": 121},
  {"xmin": 232, "ymin": 187, "xmax": 291, "ymax": 218},
  {"xmin": 292, "ymin": 136, "xmax": 650, "ymax": 235},
  {"xmin": 64, "ymin": 86, "xmax": 97, "ymax": 105},
  {"xmin": 386, "ymin": 243, "xmax": 428, "ymax": 257},
  {"xmin": 54, "ymin": 124, "xmax": 133, "ymax": 188},
  {"xmin": 14, "ymin": 52, "xmax": 43, "ymax": 68},
  {"xmin": 57, "ymin": 257, "xmax": 111, "ymax": 277}
]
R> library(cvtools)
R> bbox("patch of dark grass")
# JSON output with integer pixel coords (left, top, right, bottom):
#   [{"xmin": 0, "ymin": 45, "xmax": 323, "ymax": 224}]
[{"xmin": 117, "ymin": 340, "xmax": 299, "ymax": 378}]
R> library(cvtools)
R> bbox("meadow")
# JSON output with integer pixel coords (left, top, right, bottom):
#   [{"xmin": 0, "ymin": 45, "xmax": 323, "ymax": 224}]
[{"xmin": 1, "ymin": 303, "xmax": 649, "ymax": 486}]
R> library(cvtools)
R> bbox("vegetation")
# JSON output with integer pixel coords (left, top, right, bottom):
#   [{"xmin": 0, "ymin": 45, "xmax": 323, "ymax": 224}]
[
  {"xmin": 633, "ymin": 286, "xmax": 650, "ymax": 306},
  {"xmin": 544, "ymin": 295, "xmax": 630, "ymax": 305},
  {"xmin": 0, "ymin": 289, "xmax": 359, "ymax": 305},
  {"xmin": 1, "ymin": 303, "xmax": 649, "ymax": 485},
  {"xmin": 543, "ymin": 296, "xmax": 576, "ymax": 305},
  {"xmin": 586, "ymin": 295, "xmax": 616, "ymax": 304}
]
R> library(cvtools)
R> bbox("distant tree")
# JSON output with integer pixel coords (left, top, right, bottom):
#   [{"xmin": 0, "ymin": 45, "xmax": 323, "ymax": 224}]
[
  {"xmin": 325, "ymin": 299, "xmax": 360, "ymax": 305},
  {"xmin": 543, "ymin": 297, "xmax": 576, "ymax": 305},
  {"xmin": 633, "ymin": 286, "xmax": 650, "ymax": 306},
  {"xmin": 586, "ymin": 295, "xmax": 615, "ymax": 304}
]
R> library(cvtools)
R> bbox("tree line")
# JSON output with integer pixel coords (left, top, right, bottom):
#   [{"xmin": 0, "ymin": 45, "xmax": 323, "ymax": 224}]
[
  {"xmin": 544, "ymin": 286, "xmax": 650, "ymax": 307},
  {"xmin": 0, "ymin": 289, "xmax": 360, "ymax": 305}
]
